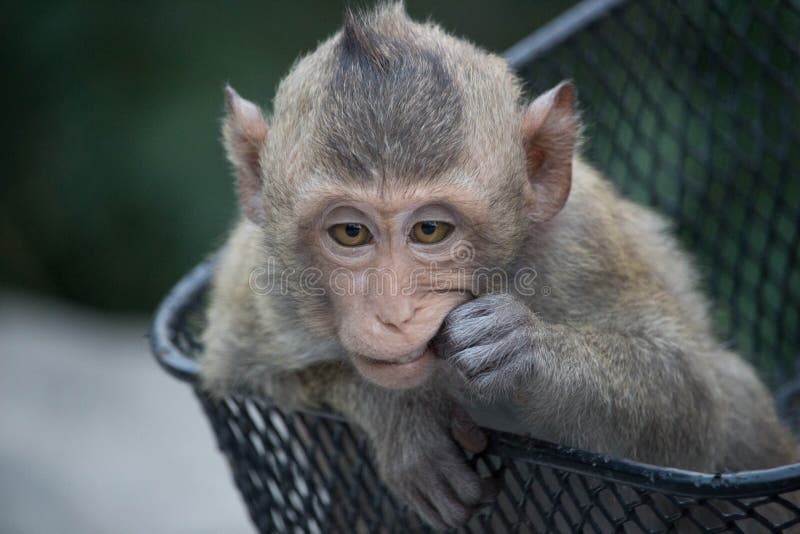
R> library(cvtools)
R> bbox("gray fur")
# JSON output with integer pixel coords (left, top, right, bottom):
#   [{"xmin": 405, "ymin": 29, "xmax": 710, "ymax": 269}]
[
  {"xmin": 200, "ymin": 3, "xmax": 798, "ymax": 531},
  {"xmin": 320, "ymin": 8, "xmax": 464, "ymax": 186}
]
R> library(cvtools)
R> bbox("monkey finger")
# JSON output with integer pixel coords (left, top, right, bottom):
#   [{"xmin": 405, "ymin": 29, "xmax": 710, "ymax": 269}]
[
  {"xmin": 429, "ymin": 330, "xmax": 451, "ymax": 359},
  {"xmin": 431, "ymin": 470, "xmax": 478, "ymax": 527},
  {"xmin": 409, "ymin": 487, "xmax": 448, "ymax": 531},
  {"xmin": 450, "ymin": 405, "xmax": 488, "ymax": 453}
]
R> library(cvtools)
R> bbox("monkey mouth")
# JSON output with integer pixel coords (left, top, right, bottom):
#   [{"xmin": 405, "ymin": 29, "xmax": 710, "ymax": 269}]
[
  {"xmin": 357, "ymin": 346, "xmax": 429, "ymax": 366},
  {"xmin": 352, "ymin": 346, "xmax": 437, "ymax": 389}
]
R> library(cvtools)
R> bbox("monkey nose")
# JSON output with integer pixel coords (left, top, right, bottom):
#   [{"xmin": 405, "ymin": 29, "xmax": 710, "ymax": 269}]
[{"xmin": 376, "ymin": 301, "xmax": 418, "ymax": 332}]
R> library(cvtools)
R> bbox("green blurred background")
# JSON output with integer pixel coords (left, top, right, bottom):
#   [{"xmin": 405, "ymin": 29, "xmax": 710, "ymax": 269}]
[{"xmin": 1, "ymin": 0, "xmax": 575, "ymax": 313}]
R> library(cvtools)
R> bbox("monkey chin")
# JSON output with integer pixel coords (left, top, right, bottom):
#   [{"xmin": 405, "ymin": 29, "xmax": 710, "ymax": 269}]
[{"xmin": 351, "ymin": 347, "xmax": 437, "ymax": 390}]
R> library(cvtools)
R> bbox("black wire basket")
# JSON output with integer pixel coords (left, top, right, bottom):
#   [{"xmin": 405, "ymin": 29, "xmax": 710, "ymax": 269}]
[{"xmin": 150, "ymin": 0, "xmax": 800, "ymax": 531}]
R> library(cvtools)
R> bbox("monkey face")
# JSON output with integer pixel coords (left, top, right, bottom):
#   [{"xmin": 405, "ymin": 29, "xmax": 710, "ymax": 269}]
[
  {"xmin": 222, "ymin": 63, "xmax": 578, "ymax": 390},
  {"xmin": 302, "ymin": 191, "xmax": 486, "ymax": 389}
]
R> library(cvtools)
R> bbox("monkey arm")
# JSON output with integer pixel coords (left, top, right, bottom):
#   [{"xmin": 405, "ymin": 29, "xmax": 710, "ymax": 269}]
[
  {"xmin": 511, "ymin": 322, "xmax": 797, "ymax": 471},
  {"xmin": 436, "ymin": 292, "xmax": 727, "ymax": 470},
  {"xmin": 305, "ymin": 363, "xmax": 493, "ymax": 529},
  {"xmin": 520, "ymin": 323, "xmax": 719, "ymax": 469},
  {"xmin": 204, "ymin": 346, "xmax": 491, "ymax": 529}
]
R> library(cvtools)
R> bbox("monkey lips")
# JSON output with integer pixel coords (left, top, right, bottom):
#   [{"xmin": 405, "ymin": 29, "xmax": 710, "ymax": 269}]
[{"xmin": 351, "ymin": 345, "xmax": 438, "ymax": 389}]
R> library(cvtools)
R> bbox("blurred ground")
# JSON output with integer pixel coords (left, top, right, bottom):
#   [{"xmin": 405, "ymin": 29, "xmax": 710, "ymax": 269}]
[{"xmin": 0, "ymin": 293, "xmax": 252, "ymax": 534}]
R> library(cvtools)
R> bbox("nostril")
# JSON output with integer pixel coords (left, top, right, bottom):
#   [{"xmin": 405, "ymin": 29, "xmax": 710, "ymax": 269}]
[
  {"xmin": 377, "ymin": 304, "xmax": 418, "ymax": 330},
  {"xmin": 397, "ymin": 306, "xmax": 420, "ymax": 325},
  {"xmin": 378, "ymin": 317, "xmax": 402, "ymax": 333}
]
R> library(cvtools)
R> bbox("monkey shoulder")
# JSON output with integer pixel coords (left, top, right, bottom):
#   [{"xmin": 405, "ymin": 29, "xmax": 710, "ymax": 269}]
[
  {"xmin": 531, "ymin": 161, "xmax": 712, "ymax": 334},
  {"xmin": 200, "ymin": 220, "xmax": 288, "ymax": 393}
]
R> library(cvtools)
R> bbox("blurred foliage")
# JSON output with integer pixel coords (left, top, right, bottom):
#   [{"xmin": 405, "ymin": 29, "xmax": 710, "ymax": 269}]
[{"xmin": 0, "ymin": 0, "xmax": 574, "ymax": 312}]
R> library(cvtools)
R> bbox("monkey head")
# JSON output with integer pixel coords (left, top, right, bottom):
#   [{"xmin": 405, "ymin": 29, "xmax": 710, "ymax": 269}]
[{"xmin": 220, "ymin": 4, "xmax": 579, "ymax": 390}]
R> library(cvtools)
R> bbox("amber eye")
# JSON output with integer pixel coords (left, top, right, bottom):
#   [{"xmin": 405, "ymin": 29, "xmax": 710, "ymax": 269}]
[
  {"xmin": 329, "ymin": 223, "xmax": 372, "ymax": 246},
  {"xmin": 411, "ymin": 221, "xmax": 453, "ymax": 244}
]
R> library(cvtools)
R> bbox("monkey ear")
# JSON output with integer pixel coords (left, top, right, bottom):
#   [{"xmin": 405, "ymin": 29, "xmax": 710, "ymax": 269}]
[
  {"xmin": 223, "ymin": 85, "xmax": 268, "ymax": 225},
  {"xmin": 521, "ymin": 81, "xmax": 580, "ymax": 222}
]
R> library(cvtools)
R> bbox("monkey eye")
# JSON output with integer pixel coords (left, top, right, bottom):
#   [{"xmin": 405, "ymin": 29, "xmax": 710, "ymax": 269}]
[
  {"xmin": 410, "ymin": 221, "xmax": 453, "ymax": 244},
  {"xmin": 329, "ymin": 223, "xmax": 373, "ymax": 247}
]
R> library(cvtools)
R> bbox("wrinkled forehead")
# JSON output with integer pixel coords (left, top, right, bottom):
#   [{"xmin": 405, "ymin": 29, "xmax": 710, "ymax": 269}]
[{"xmin": 291, "ymin": 176, "xmax": 491, "ymax": 223}]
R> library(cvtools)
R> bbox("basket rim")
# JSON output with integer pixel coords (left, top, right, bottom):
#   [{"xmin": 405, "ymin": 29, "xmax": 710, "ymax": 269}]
[
  {"xmin": 503, "ymin": 0, "xmax": 626, "ymax": 69},
  {"xmin": 149, "ymin": 258, "xmax": 800, "ymax": 499}
]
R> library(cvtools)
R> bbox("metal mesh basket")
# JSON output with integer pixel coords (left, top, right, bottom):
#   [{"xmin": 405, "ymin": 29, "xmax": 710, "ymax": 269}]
[{"xmin": 150, "ymin": 0, "xmax": 800, "ymax": 531}]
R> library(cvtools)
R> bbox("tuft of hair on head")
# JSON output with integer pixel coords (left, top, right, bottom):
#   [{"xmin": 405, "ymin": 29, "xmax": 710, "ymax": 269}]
[
  {"xmin": 340, "ymin": 2, "xmax": 412, "ymax": 70},
  {"xmin": 320, "ymin": 1, "xmax": 464, "ymax": 183}
]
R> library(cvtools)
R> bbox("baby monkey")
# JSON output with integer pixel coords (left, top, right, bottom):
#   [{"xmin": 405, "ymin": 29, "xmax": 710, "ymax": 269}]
[{"xmin": 201, "ymin": 3, "xmax": 797, "ymax": 529}]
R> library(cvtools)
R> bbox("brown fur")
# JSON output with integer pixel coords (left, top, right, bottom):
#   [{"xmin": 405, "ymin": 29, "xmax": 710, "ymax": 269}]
[{"xmin": 200, "ymin": 3, "xmax": 797, "ymax": 530}]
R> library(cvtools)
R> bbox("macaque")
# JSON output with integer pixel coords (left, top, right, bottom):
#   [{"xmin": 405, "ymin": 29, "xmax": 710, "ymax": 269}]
[{"xmin": 200, "ymin": 3, "xmax": 797, "ymax": 530}]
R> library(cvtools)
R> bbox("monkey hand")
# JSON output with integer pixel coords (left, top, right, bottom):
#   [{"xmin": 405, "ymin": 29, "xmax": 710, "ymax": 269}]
[
  {"xmin": 372, "ymin": 402, "xmax": 492, "ymax": 530},
  {"xmin": 436, "ymin": 293, "xmax": 536, "ymax": 401}
]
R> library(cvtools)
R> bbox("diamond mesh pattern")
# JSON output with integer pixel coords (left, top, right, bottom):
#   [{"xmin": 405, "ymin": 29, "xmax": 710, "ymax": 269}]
[
  {"xmin": 512, "ymin": 0, "xmax": 800, "ymax": 384},
  {"xmin": 187, "ymin": 381, "xmax": 800, "ymax": 533},
  {"xmin": 152, "ymin": 0, "xmax": 800, "ymax": 531}
]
